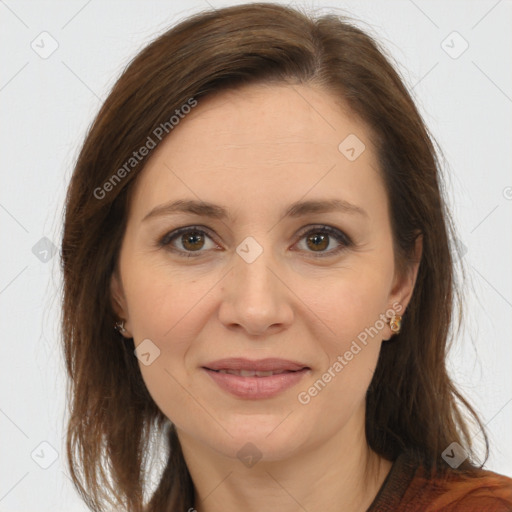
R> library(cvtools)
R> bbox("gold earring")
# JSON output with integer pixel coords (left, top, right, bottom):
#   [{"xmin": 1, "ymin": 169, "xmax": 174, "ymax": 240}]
[{"xmin": 388, "ymin": 314, "xmax": 402, "ymax": 335}]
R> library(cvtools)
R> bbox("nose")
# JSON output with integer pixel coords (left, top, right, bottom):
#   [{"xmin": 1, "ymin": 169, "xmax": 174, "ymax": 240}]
[{"xmin": 217, "ymin": 241, "xmax": 294, "ymax": 337}]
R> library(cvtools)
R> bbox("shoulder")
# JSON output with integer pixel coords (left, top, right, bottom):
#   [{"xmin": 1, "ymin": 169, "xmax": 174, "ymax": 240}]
[
  {"xmin": 419, "ymin": 465, "xmax": 512, "ymax": 511},
  {"xmin": 371, "ymin": 451, "xmax": 512, "ymax": 512}
]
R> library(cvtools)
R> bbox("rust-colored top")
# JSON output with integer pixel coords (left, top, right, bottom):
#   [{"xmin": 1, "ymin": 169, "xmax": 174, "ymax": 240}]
[{"xmin": 367, "ymin": 452, "xmax": 512, "ymax": 511}]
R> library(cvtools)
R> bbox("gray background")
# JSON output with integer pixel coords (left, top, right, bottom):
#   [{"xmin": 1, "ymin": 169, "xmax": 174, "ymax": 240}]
[{"xmin": 1, "ymin": 0, "xmax": 511, "ymax": 510}]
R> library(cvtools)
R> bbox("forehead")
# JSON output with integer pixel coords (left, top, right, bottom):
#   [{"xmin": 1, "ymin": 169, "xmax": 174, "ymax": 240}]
[
  {"xmin": 169, "ymin": 83, "xmax": 371, "ymax": 153},
  {"xmin": 127, "ymin": 83, "xmax": 384, "ymax": 221}
]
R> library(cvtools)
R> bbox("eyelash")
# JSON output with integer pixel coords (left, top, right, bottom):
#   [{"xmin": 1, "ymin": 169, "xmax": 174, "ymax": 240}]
[{"xmin": 157, "ymin": 225, "xmax": 353, "ymax": 259}]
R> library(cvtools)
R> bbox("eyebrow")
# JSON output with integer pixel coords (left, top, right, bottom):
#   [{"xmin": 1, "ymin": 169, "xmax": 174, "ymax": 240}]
[{"xmin": 142, "ymin": 198, "xmax": 368, "ymax": 223}]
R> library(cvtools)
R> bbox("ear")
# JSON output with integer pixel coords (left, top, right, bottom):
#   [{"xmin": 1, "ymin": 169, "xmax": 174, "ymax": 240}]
[
  {"xmin": 384, "ymin": 234, "xmax": 423, "ymax": 338},
  {"xmin": 110, "ymin": 269, "xmax": 132, "ymax": 337}
]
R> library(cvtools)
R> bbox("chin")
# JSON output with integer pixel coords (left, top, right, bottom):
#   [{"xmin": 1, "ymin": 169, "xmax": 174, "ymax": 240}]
[{"xmin": 198, "ymin": 412, "xmax": 313, "ymax": 463}]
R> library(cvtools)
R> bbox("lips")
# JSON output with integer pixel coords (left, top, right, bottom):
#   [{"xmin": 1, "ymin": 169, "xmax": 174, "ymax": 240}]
[
  {"xmin": 202, "ymin": 358, "xmax": 310, "ymax": 399},
  {"xmin": 213, "ymin": 369, "xmax": 291, "ymax": 377},
  {"xmin": 203, "ymin": 357, "xmax": 308, "ymax": 373}
]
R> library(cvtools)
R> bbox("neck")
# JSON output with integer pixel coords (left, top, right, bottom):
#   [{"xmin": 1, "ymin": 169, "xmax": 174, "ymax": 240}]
[{"xmin": 177, "ymin": 409, "xmax": 392, "ymax": 512}]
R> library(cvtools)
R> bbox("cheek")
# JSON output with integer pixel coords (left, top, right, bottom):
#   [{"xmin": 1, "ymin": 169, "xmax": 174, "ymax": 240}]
[
  {"xmin": 122, "ymin": 263, "xmax": 219, "ymax": 421},
  {"xmin": 312, "ymin": 267, "xmax": 392, "ymax": 352},
  {"xmin": 129, "ymin": 284, "xmax": 203, "ymax": 428},
  {"xmin": 297, "ymin": 279, "xmax": 387, "ymax": 426},
  {"xmin": 122, "ymin": 257, "xmax": 216, "ymax": 341}
]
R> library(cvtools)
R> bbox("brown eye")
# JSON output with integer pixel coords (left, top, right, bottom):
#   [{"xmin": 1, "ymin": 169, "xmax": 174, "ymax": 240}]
[
  {"xmin": 181, "ymin": 231, "xmax": 206, "ymax": 251},
  {"xmin": 306, "ymin": 232, "xmax": 329, "ymax": 252},
  {"xmin": 296, "ymin": 226, "xmax": 352, "ymax": 257},
  {"xmin": 159, "ymin": 226, "xmax": 218, "ymax": 257}
]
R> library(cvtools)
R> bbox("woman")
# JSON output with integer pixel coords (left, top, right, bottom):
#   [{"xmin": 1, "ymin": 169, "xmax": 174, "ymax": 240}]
[{"xmin": 60, "ymin": 3, "xmax": 512, "ymax": 511}]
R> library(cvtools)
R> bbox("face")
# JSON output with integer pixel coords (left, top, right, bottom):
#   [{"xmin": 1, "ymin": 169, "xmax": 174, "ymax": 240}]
[{"xmin": 111, "ymin": 83, "xmax": 420, "ymax": 462}]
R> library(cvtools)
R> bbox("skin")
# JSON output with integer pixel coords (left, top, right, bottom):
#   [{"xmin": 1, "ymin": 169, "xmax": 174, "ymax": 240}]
[{"xmin": 111, "ymin": 83, "xmax": 422, "ymax": 512}]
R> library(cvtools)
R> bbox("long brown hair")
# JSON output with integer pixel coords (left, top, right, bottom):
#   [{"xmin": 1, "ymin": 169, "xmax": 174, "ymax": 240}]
[{"xmin": 60, "ymin": 3, "xmax": 488, "ymax": 511}]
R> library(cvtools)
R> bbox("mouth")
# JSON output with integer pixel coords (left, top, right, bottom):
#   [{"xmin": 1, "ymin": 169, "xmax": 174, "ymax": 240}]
[
  {"xmin": 203, "ymin": 357, "xmax": 309, "ymax": 373},
  {"xmin": 202, "ymin": 358, "xmax": 310, "ymax": 399},
  {"xmin": 208, "ymin": 368, "xmax": 299, "ymax": 377}
]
